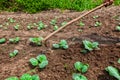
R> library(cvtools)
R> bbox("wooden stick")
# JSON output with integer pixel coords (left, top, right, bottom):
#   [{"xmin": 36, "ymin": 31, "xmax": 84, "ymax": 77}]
[{"xmin": 43, "ymin": 3, "xmax": 106, "ymax": 43}]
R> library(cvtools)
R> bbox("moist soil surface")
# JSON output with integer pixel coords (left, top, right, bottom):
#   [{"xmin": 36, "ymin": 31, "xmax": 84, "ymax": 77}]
[{"xmin": 0, "ymin": 6, "xmax": 120, "ymax": 80}]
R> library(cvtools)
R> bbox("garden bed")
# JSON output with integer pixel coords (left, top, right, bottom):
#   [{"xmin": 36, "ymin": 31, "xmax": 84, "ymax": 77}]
[{"xmin": 0, "ymin": 6, "xmax": 120, "ymax": 80}]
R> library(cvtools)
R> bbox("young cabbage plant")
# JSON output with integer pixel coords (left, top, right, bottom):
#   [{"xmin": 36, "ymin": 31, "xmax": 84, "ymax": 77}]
[
  {"xmin": 0, "ymin": 38, "xmax": 6, "ymax": 44},
  {"xmin": 72, "ymin": 73, "xmax": 88, "ymax": 80},
  {"xmin": 61, "ymin": 21, "xmax": 67, "ymax": 26},
  {"xmin": 94, "ymin": 21, "xmax": 102, "ymax": 27},
  {"xmin": 93, "ymin": 15, "xmax": 99, "ymax": 19},
  {"xmin": 9, "ymin": 37, "xmax": 20, "ymax": 44},
  {"xmin": 29, "ymin": 37, "xmax": 43, "ymax": 46},
  {"xmin": 37, "ymin": 21, "xmax": 47, "ymax": 30},
  {"xmin": 116, "ymin": 26, "xmax": 120, "ymax": 31},
  {"xmin": 74, "ymin": 61, "xmax": 89, "ymax": 73},
  {"xmin": 105, "ymin": 66, "xmax": 120, "ymax": 80},
  {"xmin": 50, "ymin": 19, "xmax": 57, "ymax": 26},
  {"xmin": 9, "ymin": 50, "xmax": 19, "ymax": 58},
  {"xmin": 79, "ymin": 21, "xmax": 85, "ymax": 26},
  {"xmin": 30, "ymin": 54, "xmax": 48, "ymax": 69},
  {"xmin": 118, "ymin": 58, "xmax": 120, "ymax": 64},
  {"xmin": 14, "ymin": 24, "xmax": 19, "ymax": 30},
  {"xmin": 53, "ymin": 39, "xmax": 69, "ymax": 49},
  {"xmin": 53, "ymin": 25, "xmax": 59, "ymax": 31},
  {"xmin": 82, "ymin": 40, "xmax": 99, "ymax": 51},
  {"xmin": 8, "ymin": 18, "xmax": 16, "ymax": 23},
  {"xmin": 20, "ymin": 74, "xmax": 40, "ymax": 80},
  {"xmin": 5, "ymin": 77, "xmax": 19, "ymax": 80}
]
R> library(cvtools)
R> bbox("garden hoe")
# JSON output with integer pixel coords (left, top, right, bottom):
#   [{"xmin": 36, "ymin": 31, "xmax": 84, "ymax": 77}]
[{"xmin": 42, "ymin": 3, "xmax": 110, "ymax": 45}]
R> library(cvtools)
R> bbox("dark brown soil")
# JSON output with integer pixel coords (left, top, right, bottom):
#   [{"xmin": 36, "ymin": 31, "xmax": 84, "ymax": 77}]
[{"xmin": 0, "ymin": 6, "xmax": 120, "ymax": 80}]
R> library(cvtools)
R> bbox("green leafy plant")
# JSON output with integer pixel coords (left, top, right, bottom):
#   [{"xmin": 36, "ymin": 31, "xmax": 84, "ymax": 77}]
[
  {"xmin": 5, "ymin": 74, "xmax": 40, "ymax": 80},
  {"xmin": 94, "ymin": 21, "xmax": 102, "ymax": 27},
  {"xmin": 105, "ymin": 66, "xmax": 120, "ymax": 80},
  {"xmin": 37, "ymin": 21, "xmax": 47, "ymax": 30},
  {"xmin": 29, "ymin": 58, "xmax": 39, "ymax": 66},
  {"xmin": 72, "ymin": 73, "xmax": 88, "ymax": 80},
  {"xmin": 9, "ymin": 37, "xmax": 20, "ymax": 44},
  {"xmin": 79, "ymin": 21, "xmax": 85, "ymax": 26},
  {"xmin": 116, "ymin": 26, "xmax": 120, "ymax": 31},
  {"xmin": 61, "ymin": 21, "xmax": 67, "ymax": 26},
  {"xmin": 74, "ymin": 61, "xmax": 89, "ymax": 73},
  {"xmin": 50, "ymin": 19, "xmax": 57, "ymax": 26},
  {"xmin": 30, "ymin": 54, "xmax": 48, "ymax": 69},
  {"xmin": 5, "ymin": 77, "xmax": 19, "ymax": 80},
  {"xmin": 82, "ymin": 40, "xmax": 99, "ymax": 51},
  {"xmin": 9, "ymin": 50, "xmax": 19, "ymax": 58},
  {"xmin": 27, "ymin": 24, "xmax": 33, "ymax": 30},
  {"xmin": 0, "ymin": 38, "xmax": 6, "ymax": 44},
  {"xmin": 14, "ymin": 24, "xmax": 19, "ymax": 30},
  {"xmin": 118, "ymin": 58, "xmax": 120, "ymax": 64},
  {"xmin": 29, "ymin": 37, "xmax": 43, "ymax": 46},
  {"xmin": 53, "ymin": 39, "xmax": 69, "ymax": 49},
  {"xmin": 8, "ymin": 18, "xmax": 16, "ymax": 23},
  {"xmin": 93, "ymin": 15, "xmax": 99, "ymax": 19},
  {"xmin": 53, "ymin": 25, "xmax": 59, "ymax": 31}
]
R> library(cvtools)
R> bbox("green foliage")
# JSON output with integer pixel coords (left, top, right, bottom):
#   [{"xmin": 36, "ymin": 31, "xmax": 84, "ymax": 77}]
[
  {"xmin": 29, "ymin": 37, "xmax": 43, "ymax": 46},
  {"xmin": 37, "ymin": 21, "xmax": 47, "ymax": 30},
  {"xmin": 30, "ymin": 54, "xmax": 48, "ymax": 69},
  {"xmin": 0, "ymin": 38, "xmax": 6, "ymax": 44},
  {"xmin": 61, "ymin": 21, "xmax": 67, "ymax": 26},
  {"xmin": 14, "ymin": 24, "xmax": 19, "ymax": 31},
  {"xmin": 27, "ymin": 24, "xmax": 33, "ymax": 30},
  {"xmin": 29, "ymin": 58, "xmax": 39, "ymax": 66},
  {"xmin": 79, "ymin": 21, "xmax": 85, "ymax": 26},
  {"xmin": 118, "ymin": 58, "xmax": 120, "ymax": 64},
  {"xmin": 8, "ymin": 18, "xmax": 16, "ymax": 23},
  {"xmin": 53, "ymin": 25, "xmax": 59, "ymax": 31},
  {"xmin": 5, "ymin": 77, "xmax": 19, "ymax": 80},
  {"xmin": 93, "ymin": 15, "xmax": 99, "ymax": 19},
  {"xmin": 9, "ymin": 37, "xmax": 20, "ymax": 44},
  {"xmin": 72, "ymin": 73, "xmax": 88, "ymax": 80},
  {"xmin": 9, "ymin": 50, "xmax": 19, "ymax": 58},
  {"xmin": 116, "ymin": 26, "xmax": 120, "ymax": 31},
  {"xmin": 105, "ymin": 66, "xmax": 120, "ymax": 80},
  {"xmin": 94, "ymin": 21, "xmax": 102, "ymax": 27},
  {"xmin": 0, "ymin": 0, "xmax": 120, "ymax": 13},
  {"xmin": 82, "ymin": 40, "xmax": 99, "ymax": 51},
  {"xmin": 74, "ymin": 61, "xmax": 89, "ymax": 73},
  {"xmin": 50, "ymin": 19, "xmax": 57, "ymax": 26},
  {"xmin": 53, "ymin": 40, "xmax": 69, "ymax": 49},
  {"xmin": 6, "ymin": 74, "xmax": 40, "ymax": 80}
]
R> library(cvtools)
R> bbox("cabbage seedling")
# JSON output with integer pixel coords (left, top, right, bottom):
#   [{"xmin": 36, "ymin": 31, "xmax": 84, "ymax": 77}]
[
  {"xmin": 61, "ymin": 21, "xmax": 67, "ymax": 26},
  {"xmin": 105, "ymin": 66, "xmax": 120, "ymax": 80},
  {"xmin": 118, "ymin": 58, "xmax": 120, "ymax": 64},
  {"xmin": 74, "ymin": 61, "xmax": 89, "ymax": 73},
  {"xmin": 8, "ymin": 18, "xmax": 16, "ymax": 23},
  {"xmin": 79, "ymin": 21, "xmax": 85, "ymax": 26},
  {"xmin": 37, "ymin": 21, "xmax": 47, "ymax": 30},
  {"xmin": 53, "ymin": 25, "xmax": 58, "ymax": 31},
  {"xmin": 5, "ymin": 77, "xmax": 19, "ymax": 80},
  {"xmin": 82, "ymin": 40, "xmax": 99, "ymax": 51},
  {"xmin": 94, "ymin": 21, "xmax": 102, "ymax": 27},
  {"xmin": 116, "ymin": 26, "xmax": 120, "ymax": 31},
  {"xmin": 9, "ymin": 50, "xmax": 18, "ymax": 58},
  {"xmin": 50, "ymin": 19, "xmax": 57, "ymax": 26},
  {"xmin": 14, "ymin": 24, "xmax": 19, "ymax": 30},
  {"xmin": 29, "ymin": 37, "xmax": 43, "ymax": 46},
  {"xmin": 29, "ymin": 58, "xmax": 39, "ymax": 66},
  {"xmin": 9, "ymin": 37, "xmax": 20, "ymax": 44},
  {"xmin": 20, "ymin": 74, "xmax": 40, "ymax": 80},
  {"xmin": 53, "ymin": 40, "xmax": 69, "ymax": 49},
  {"xmin": 72, "ymin": 73, "xmax": 88, "ymax": 80},
  {"xmin": 30, "ymin": 54, "xmax": 48, "ymax": 69},
  {"xmin": 93, "ymin": 15, "xmax": 99, "ymax": 19},
  {"xmin": 0, "ymin": 38, "xmax": 6, "ymax": 44}
]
